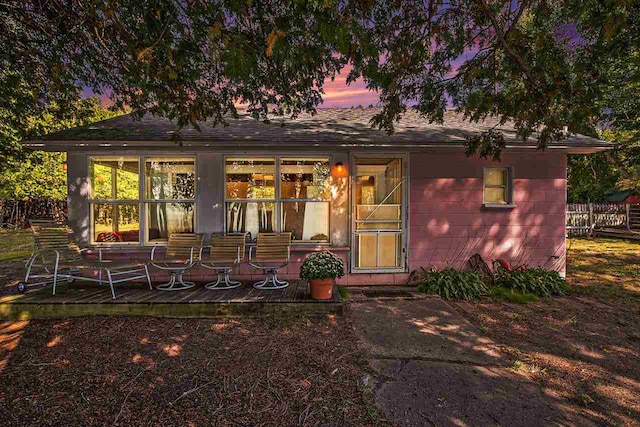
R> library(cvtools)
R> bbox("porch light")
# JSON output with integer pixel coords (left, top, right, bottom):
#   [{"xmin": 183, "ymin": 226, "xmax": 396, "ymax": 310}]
[
  {"xmin": 332, "ymin": 161, "xmax": 348, "ymax": 178},
  {"xmin": 62, "ymin": 161, "xmax": 68, "ymax": 172}
]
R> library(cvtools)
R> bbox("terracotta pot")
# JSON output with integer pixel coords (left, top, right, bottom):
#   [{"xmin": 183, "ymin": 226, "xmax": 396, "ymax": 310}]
[{"xmin": 308, "ymin": 278, "xmax": 335, "ymax": 300}]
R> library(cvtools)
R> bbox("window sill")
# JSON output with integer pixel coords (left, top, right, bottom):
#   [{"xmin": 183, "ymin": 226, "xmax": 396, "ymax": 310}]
[{"xmin": 482, "ymin": 203, "xmax": 517, "ymax": 210}]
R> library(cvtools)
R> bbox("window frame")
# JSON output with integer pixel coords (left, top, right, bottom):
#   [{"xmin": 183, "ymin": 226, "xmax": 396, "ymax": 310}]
[
  {"xmin": 143, "ymin": 156, "xmax": 197, "ymax": 245},
  {"xmin": 483, "ymin": 166, "xmax": 515, "ymax": 208},
  {"xmin": 223, "ymin": 155, "xmax": 332, "ymax": 244},
  {"xmin": 88, "ymin": 155, "xmax": 197, "ymax": 246},
  {"xmin": 88, "ymin": 156, "xmax": 142, "ymax": 245}
]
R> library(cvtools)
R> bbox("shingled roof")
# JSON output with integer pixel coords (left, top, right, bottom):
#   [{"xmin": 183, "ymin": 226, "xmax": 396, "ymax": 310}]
[{"xmin": 24, "ymin": 107, "xmax": 613, "ymax": 153}]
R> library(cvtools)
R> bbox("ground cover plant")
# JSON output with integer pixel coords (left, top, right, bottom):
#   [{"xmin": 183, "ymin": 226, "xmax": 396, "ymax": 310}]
[
  {"xmin": 416, "ymin": 267, "xmax": 489, "ymax": 300},
  {"xmin": 493, "ymin": 267, "xmax": 568, "ymax": 297},
  {"xmin": 489, "ymin": 286, "xmax": 538, "ymax": 304}
]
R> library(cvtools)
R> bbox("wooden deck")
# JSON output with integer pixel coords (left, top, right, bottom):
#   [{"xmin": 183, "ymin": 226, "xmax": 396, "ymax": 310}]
[{"xmin": 0, "ymin": 280, "xmax": 342, "ymax": 319}]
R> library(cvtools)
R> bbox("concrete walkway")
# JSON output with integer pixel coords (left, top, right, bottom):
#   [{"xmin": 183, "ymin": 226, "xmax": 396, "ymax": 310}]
[{"xmin": 350, "ymin": 298, "xmax": 578, "ymax": 426}]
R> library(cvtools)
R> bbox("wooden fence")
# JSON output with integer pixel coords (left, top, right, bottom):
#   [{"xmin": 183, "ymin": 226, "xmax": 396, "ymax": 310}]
[
  {"xmin": 566, "ymin": 203, "xmax": 640, "ymax": 236},
  {"xmin": 0, "ymin": 199, "xmax": 67, "ymax": 228}
]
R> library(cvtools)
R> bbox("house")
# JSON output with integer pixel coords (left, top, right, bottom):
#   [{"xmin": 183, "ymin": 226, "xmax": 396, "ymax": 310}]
[
  {"xmin": 24, "ymin": 108, "xmax": 613, "ymax": 285},
  {"xmin": 605, "ymin": 190, "xmax": 640, "ymax": 205}
]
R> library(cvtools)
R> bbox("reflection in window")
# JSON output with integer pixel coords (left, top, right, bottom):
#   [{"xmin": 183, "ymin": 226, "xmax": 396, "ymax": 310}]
[
  {"xmin": 92, "ymin": 203, "xmax": 140, "ymax": 243},
  {"xmin": 90, "ymin": 158, "xmax": 139, "ymax": 200},
  {"xmin": 225, "ymin": 158, "xmax": 275, "ymax": 199},
  {"xmin": 226, "ymin": 202, "xmax": 275, "ymax": 240},
  {"xmin": 146, "ymin": 202, "xmax": 195, "ymax": 243},
  {"xmin": 224, "ymin": 157, "xmax": 331, "ymax": 243},
  {"xmin": 144, "ymin": 158, "xmax": 196, "ymax": 243},
  {"xmin": 280, "ymin": 158, "xmax": 330, "ymax": 200},
  {"xmin": 145, "ymin": 158, "xmax": 195, "ymax": 200},
  {"xmin": 89, "ymin": 157, "xmax": 140, "ymax": 243},
  {"xmin": 282, "ymin": 202, "xmax": 329, "ymax": 242},
  {"xmin": 484, "ymin": 167, "xmax": 511, "ymax": 204}
]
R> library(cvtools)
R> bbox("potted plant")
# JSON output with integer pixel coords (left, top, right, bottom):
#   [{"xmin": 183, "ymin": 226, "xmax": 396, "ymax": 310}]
[{"xmin": 299, "ymin": 251, "xmax": 345, "ymax": 300}]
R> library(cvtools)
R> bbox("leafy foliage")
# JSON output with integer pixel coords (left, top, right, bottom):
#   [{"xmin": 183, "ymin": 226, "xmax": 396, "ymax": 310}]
[
  {"xmin": 299, "ymin": 251, "xmax": 345, "ymax": 280},
  {"xmin": 494, "ymin": 267, "xmax": 569, "ymax": 297},
  {"xmin": 489, "ymin": 286, "xmax": 538, "ymax": 304},
  {"xmin": 1, "ymin": 0, "xmax": 638, "ymax": 158},
  {"xmin": 416, "ymin": 268, "xmax": 489, "ymax": 300},
  {"xmin": 0, "ymin": 98, "xmax": 119, "ymax": 200}
]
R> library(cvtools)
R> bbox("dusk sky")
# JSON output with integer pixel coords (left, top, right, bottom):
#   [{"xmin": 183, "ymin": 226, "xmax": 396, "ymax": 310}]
[{"xmin": 82, "ymin": 64, "xmax": 382, "ymax": 109}]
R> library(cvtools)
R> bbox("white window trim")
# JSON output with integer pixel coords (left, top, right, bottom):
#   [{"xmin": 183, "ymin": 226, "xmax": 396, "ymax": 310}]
[
  {"xmin": 88, "ymin": 156, "xmax": 197, "ymax": 246},
  {"xmin": 223, "ymin": 155, "xmax": 332, "ymax": 244}
]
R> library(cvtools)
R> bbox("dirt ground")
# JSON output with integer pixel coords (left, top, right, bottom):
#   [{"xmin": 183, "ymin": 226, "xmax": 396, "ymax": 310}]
[
  {"xmin": 453, "ymin": 297, "xmax": 640, "ymax": 425},
  {"xmin": 1, "ymin": 236, "xmax": 640, "ymax": 425},
  {"xmin": 452, "ymin": 237, "xmax": 640, "ymax": 426},
  {"xmin": 0, "ymin": 316, "xmax": 387, "ymax": 426}
]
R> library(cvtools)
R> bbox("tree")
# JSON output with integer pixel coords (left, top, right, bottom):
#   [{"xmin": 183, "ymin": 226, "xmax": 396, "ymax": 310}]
[
  {"xmin": 0, "ymin": 98, "xmax": 119, "ymax": 200},
  {"xmin": 1, "ymin": 0, "xmax": 638, "ymax": 160}
]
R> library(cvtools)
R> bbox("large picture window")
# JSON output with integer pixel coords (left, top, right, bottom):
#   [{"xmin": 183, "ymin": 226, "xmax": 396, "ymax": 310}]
[
  {"xmin": 145, "ymin": 158, "xmax": 196, "ymax": 243},
  {"xmin": 89, "ymin": 156, "xmax": 195, "ymax": 244},
  {"xmin": 89, "ymin": 157, "xmax": 140, "ymax": 243},
  {"xmin": 225, "ymin": 157, "xmax": 330, "ymax": 242}
]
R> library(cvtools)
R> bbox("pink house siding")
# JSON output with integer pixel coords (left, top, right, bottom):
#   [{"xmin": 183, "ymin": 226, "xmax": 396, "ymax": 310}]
[
  {"xmin": 78, "ymin": 150, "xmax": 567, "ymax": 286},
  {"xmin": 409, "ymin": 151, "xmax": 567, "ymax": 275}
]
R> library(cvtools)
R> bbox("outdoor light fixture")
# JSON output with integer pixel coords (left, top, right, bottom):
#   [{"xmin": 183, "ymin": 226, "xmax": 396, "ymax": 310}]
[
  {"xmin": 62, "ymin": 161, "xmax": 68, "ymax": 172},
  {"xmin": 332, "ymin": 161, "xmax": 348, "ymax": 178}
]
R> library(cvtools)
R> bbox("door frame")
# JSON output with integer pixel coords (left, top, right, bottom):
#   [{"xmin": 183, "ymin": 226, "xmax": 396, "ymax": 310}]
[{"xmin": 350, "ymin": 153, "xmax": 409, "ymax": 273}]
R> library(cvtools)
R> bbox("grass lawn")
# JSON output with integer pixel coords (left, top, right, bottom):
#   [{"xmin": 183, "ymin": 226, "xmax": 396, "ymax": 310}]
[
  {"xmin": 567, "ymin": 237, "xmax": 640, "ymax": 300},
  {"xmin": 0, "ymin": 229, "xmax": 32, "ymax": 262}
]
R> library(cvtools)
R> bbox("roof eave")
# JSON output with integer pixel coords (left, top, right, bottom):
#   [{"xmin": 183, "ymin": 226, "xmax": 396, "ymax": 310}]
[{"xmin": 22, "ymin": 139, "xmax": 614, "ymax": 153}]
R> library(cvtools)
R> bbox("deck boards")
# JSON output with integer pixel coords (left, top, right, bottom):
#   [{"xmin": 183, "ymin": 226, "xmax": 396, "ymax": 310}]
[{"xmin": 0, "ymin": 280, "xmax": 342, "ymax": 319}]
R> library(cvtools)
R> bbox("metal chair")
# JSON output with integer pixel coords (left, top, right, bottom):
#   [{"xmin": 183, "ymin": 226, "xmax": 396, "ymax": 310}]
[
  {"xmin": 21, "ymin": 220, "xmax": 151, "ymax": 299},
  {"xmin": 150, "ymin": 233, "xmax": 205, "ymax": 291},
  {"xmin": 248, "ymin": 232, "xmax": 292, "ymax": 290},
  {"xmin": 199, "ymin": 233, "xmax": 248, "ymax": 290}
]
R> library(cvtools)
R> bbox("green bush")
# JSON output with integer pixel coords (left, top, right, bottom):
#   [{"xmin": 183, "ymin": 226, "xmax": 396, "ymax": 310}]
[
  {"xmin": 416, "ymin": 268, "xmax": 489, "ymax": 300},
  {"xmin": 494, "ymin": 267, "xmax": 568, "ymax": 297}
]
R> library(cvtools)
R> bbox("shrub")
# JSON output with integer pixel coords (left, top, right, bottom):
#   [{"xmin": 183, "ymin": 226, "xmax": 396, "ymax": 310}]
[
  {"xmin": 299, "ymin": 251, "xmax": 345, "ymax": 280},
  {"xmin": 416, "ymin": 267, "xmax": 489, "ymax": 300},
  {"xmin": 494, "ymin": 267, "xmax": 568, "ymax": 297}
]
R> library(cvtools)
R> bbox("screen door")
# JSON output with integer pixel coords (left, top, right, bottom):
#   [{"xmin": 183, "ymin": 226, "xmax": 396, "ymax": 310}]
[{"xmin": 352, "ymin": 157, "xmax": 406, "ymax": 272}]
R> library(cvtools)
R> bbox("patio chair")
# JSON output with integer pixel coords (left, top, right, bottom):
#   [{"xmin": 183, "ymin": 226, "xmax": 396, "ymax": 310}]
[
  {"xmin": 199, "ymin": 232, "xmax": 248, "ymax": 290},
  {"xmin": 20, "ymin": 220, "xmax": 152, "ymax": 299},
  {"xmin": 150, "ymin": 233, "xmax": 205, "ymax": 291},
  {"xmin": 248, "ymin": 232, "xmax": 292, "ymax": 290}
]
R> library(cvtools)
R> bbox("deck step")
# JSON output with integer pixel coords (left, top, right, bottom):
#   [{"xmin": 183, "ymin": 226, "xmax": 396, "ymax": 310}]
[{"xmin": 0, "ymin": 281, "xmax": 343, "ymax": 320}]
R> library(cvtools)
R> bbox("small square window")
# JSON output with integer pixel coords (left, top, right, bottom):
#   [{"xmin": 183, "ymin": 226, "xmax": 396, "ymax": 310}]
[{"xmin": 484, "ymin": 167, "xmax": 513, "ymax": 206}]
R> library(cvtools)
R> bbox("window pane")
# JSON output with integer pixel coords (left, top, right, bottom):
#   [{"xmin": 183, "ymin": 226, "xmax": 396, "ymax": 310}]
[
  {"xmin": 226, "ymin": 202, "xmax": 275, "ymax": 239},
  {"xmin": 90, "ymin": 157, "xmax": 139, "ymax": 200},
  {"xmin": 92, "ymin": 203, "xmax": 139, "ymax": 243},
  {"xmin": 355, "ymin": 232, "xmax": 401, "ymax": 269},
  {"xmin": 145, "ymin": 158, "xmax": 195, "ymax": 200},
  {"xmin": 485, "ymin": 168, "xmax": 506, "ymax": 186},
  {"xmin": 484, "ymin": 187, "xmax": 507, "ymax": 204},
  {"xmin": 280, "ymin": 158, "xmax": 330, "ymax": 200},
  {"xmin": 146, "ymin": 202, "xmax": 195, "ymax": 242},
  {"xmin": 225, "ymin": 158, "xmax": 275, "ymax": 199},
  {"xmin": 281, "ymin": 202, "xmax": 329, "ymax": 242}
]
